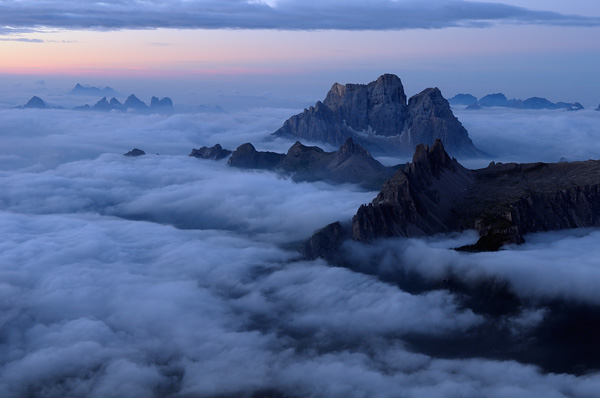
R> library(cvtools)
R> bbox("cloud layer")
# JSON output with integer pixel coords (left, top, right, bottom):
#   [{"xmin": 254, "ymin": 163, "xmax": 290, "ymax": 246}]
[
  {"xmin": 2, "ymin": 102, "xmax": 600, "ymax": 396},
  {"xmin": 1, "ymin": 0, "xmax": 599, "ymax": 33}
]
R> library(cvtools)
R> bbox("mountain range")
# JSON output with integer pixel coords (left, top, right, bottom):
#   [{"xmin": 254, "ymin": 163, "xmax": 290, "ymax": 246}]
[
  {"xmin": 449, "ymin": 92, "xmax": 584, "ymax": 111},
  {"xmin": 16, "ymin": 95, "xmax": 173, "ymax": 114},
  {"xmin": 70, "ymin": 83, "xmax": 119, "ymax": 97},
  {"xmin": 191, "ymin": 139, "xmax": 398, "ymax": 190}
]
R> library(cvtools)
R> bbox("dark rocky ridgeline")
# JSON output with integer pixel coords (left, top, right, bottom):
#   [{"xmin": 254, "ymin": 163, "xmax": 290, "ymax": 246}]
[
  {"xmin": 189, "ymin": 144, "xmax": 232, "ymax": 160},
  {"xmin": 272, "ymin": 74, "xmax": 483, "ymax": 158},
  {"xmin": 305, "ymin": 139, "xmax": 600, "ymax": 259},
  {"xmin": 228, "ymin": 138, "xmax": 397, "ymax": 190},
  {"xmin": 352, "ymin": 140, "xmax": 600, "ymax": 251},
  {"xmin": 123, "ymin": 148, "xmax": 145, "ymax": 157}
]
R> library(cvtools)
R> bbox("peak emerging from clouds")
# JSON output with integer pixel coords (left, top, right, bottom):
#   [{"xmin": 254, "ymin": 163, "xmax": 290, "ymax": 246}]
[{"xmin": 0, "ymin": 0, "xmax": 599, "ymax": 33}]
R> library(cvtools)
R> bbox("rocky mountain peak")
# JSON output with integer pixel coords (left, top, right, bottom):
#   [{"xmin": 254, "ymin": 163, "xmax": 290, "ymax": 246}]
[
  {"xmin": 273, "ymin": 74, "xmax": 483, "ymax": 158},
  {"xmin": 23, "ymin": 96, "xmax": 48, "ymax": 109},
  {"xmin": 124, "ymin": 94, "xmax": 148, "ymax": 110},
  {"xmin": 408, "ymin": 88, "xmax": 446, "ymax": 114},
  {"xmin": 410, "ymin": 139, "xmax": 455, "ymax": 178},
  {"xmin": 189, "ymin": 143, "xmax": 232, "ymax": 160}
]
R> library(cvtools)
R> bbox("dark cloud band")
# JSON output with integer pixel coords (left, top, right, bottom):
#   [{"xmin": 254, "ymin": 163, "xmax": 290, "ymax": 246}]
[{"xmin": 0, "ymin": 0, "xmax": 598, "ymax": 33}]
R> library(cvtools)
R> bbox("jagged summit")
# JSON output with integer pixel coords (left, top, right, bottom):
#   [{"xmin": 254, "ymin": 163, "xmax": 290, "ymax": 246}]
[{"xmin": 273, "ymin": 74, "xmax": 483, "ymax": 158}]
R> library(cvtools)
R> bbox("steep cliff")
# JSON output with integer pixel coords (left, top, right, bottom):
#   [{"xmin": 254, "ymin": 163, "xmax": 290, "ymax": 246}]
[
  {"xmin": 350, "ymin": 141, "xmax": 600, "ymax": 251},
  {"xmin": 273, "ymin": 74, "xmax": 483, "ymax": 157}
]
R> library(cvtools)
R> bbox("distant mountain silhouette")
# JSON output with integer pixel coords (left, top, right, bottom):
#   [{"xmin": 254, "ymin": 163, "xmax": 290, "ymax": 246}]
[
  {"xmin": 19, "ymin": 96, "xmax": 48, "ymax": 109},
  {"xmin": 70, "ymin": 83, "xmax": 118, "ymax": 97},
  {"xmin": 73, "ymin": 95, "xmax": 173, "ymax": 114},
  {"xmin": 448, "ymin": 94, "xmax": 478, "ymax": 106},
  {"xmin": 150, "ymin": 96, "xmax": 174, "ymax": 114},
  {"xmin": 451, "ymin": 92, "xmax": 584, "ymax": 111}
]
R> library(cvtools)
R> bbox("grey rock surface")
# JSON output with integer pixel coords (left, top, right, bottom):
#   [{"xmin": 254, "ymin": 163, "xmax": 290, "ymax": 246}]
[{"xmin": 273, "ymin": 74, "xmax": 482, "ymax": 158}]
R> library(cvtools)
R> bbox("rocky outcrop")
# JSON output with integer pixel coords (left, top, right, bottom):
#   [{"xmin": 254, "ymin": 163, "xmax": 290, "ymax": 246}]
[
  {"xmin": 302, "ymin": 222, "xmax": 347, "ymax": 263},
  {"xmin": 189, "ymin": 144, "xmax": 232, "ymax": 160},
  {"xmin": 228, "ymin": 143, "xmax": 285, "ymax": 169},
  {"xmin": 228, "ymin": 138, "xmax": 396, "ymax": 189},
  {"xmin": 124, "ymin": 148, "xmax": 145, "ymax": 157},
  {"xmin": 350, "ymin": 141, "xmax": 600, "ymax": 251},
  {"xmin": 272, "ymin": 74, "xmax": 483, "ymax": 158}
]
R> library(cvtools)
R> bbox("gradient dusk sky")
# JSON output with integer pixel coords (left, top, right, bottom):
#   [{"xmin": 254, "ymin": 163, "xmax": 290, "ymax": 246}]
[{"xmin": 1, "ymin": 0, "xmax": 600, "ymax": 107}]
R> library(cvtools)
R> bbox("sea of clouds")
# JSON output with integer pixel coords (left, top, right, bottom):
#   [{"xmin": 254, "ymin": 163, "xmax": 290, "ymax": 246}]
[{"xmin": 1, "ymin": 102, "xmax": 600, "ymax": 397}]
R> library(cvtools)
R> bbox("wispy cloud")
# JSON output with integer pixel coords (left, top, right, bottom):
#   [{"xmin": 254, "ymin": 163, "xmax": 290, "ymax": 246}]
[
  {"xmin": 0, "ymin": 0, "xmax": 598, "ymax": 32},
  {"xmin": 0, "ymin": 37, "xmax": 44, "ymax": 43}
]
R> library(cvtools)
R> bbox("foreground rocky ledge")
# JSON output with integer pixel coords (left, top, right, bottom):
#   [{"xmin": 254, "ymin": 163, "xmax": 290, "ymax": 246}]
[{"xmin": 306, "ymin": 140, "xmax": 600, "ymax": 258}]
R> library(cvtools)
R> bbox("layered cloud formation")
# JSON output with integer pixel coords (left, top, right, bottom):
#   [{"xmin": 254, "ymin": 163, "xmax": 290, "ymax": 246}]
[
  {"xmin": 2, "ymin": 103, "xmax": 600, "ymax": 396},
  {"xmin": 1, "ymin": 0, "xmax": 599, "ymax": 34}
]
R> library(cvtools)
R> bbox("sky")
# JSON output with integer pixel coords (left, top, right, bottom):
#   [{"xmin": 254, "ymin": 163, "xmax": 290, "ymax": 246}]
[{"xmin": 0, "ymin": 0, "xmax": 600, "ymax": 107}]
